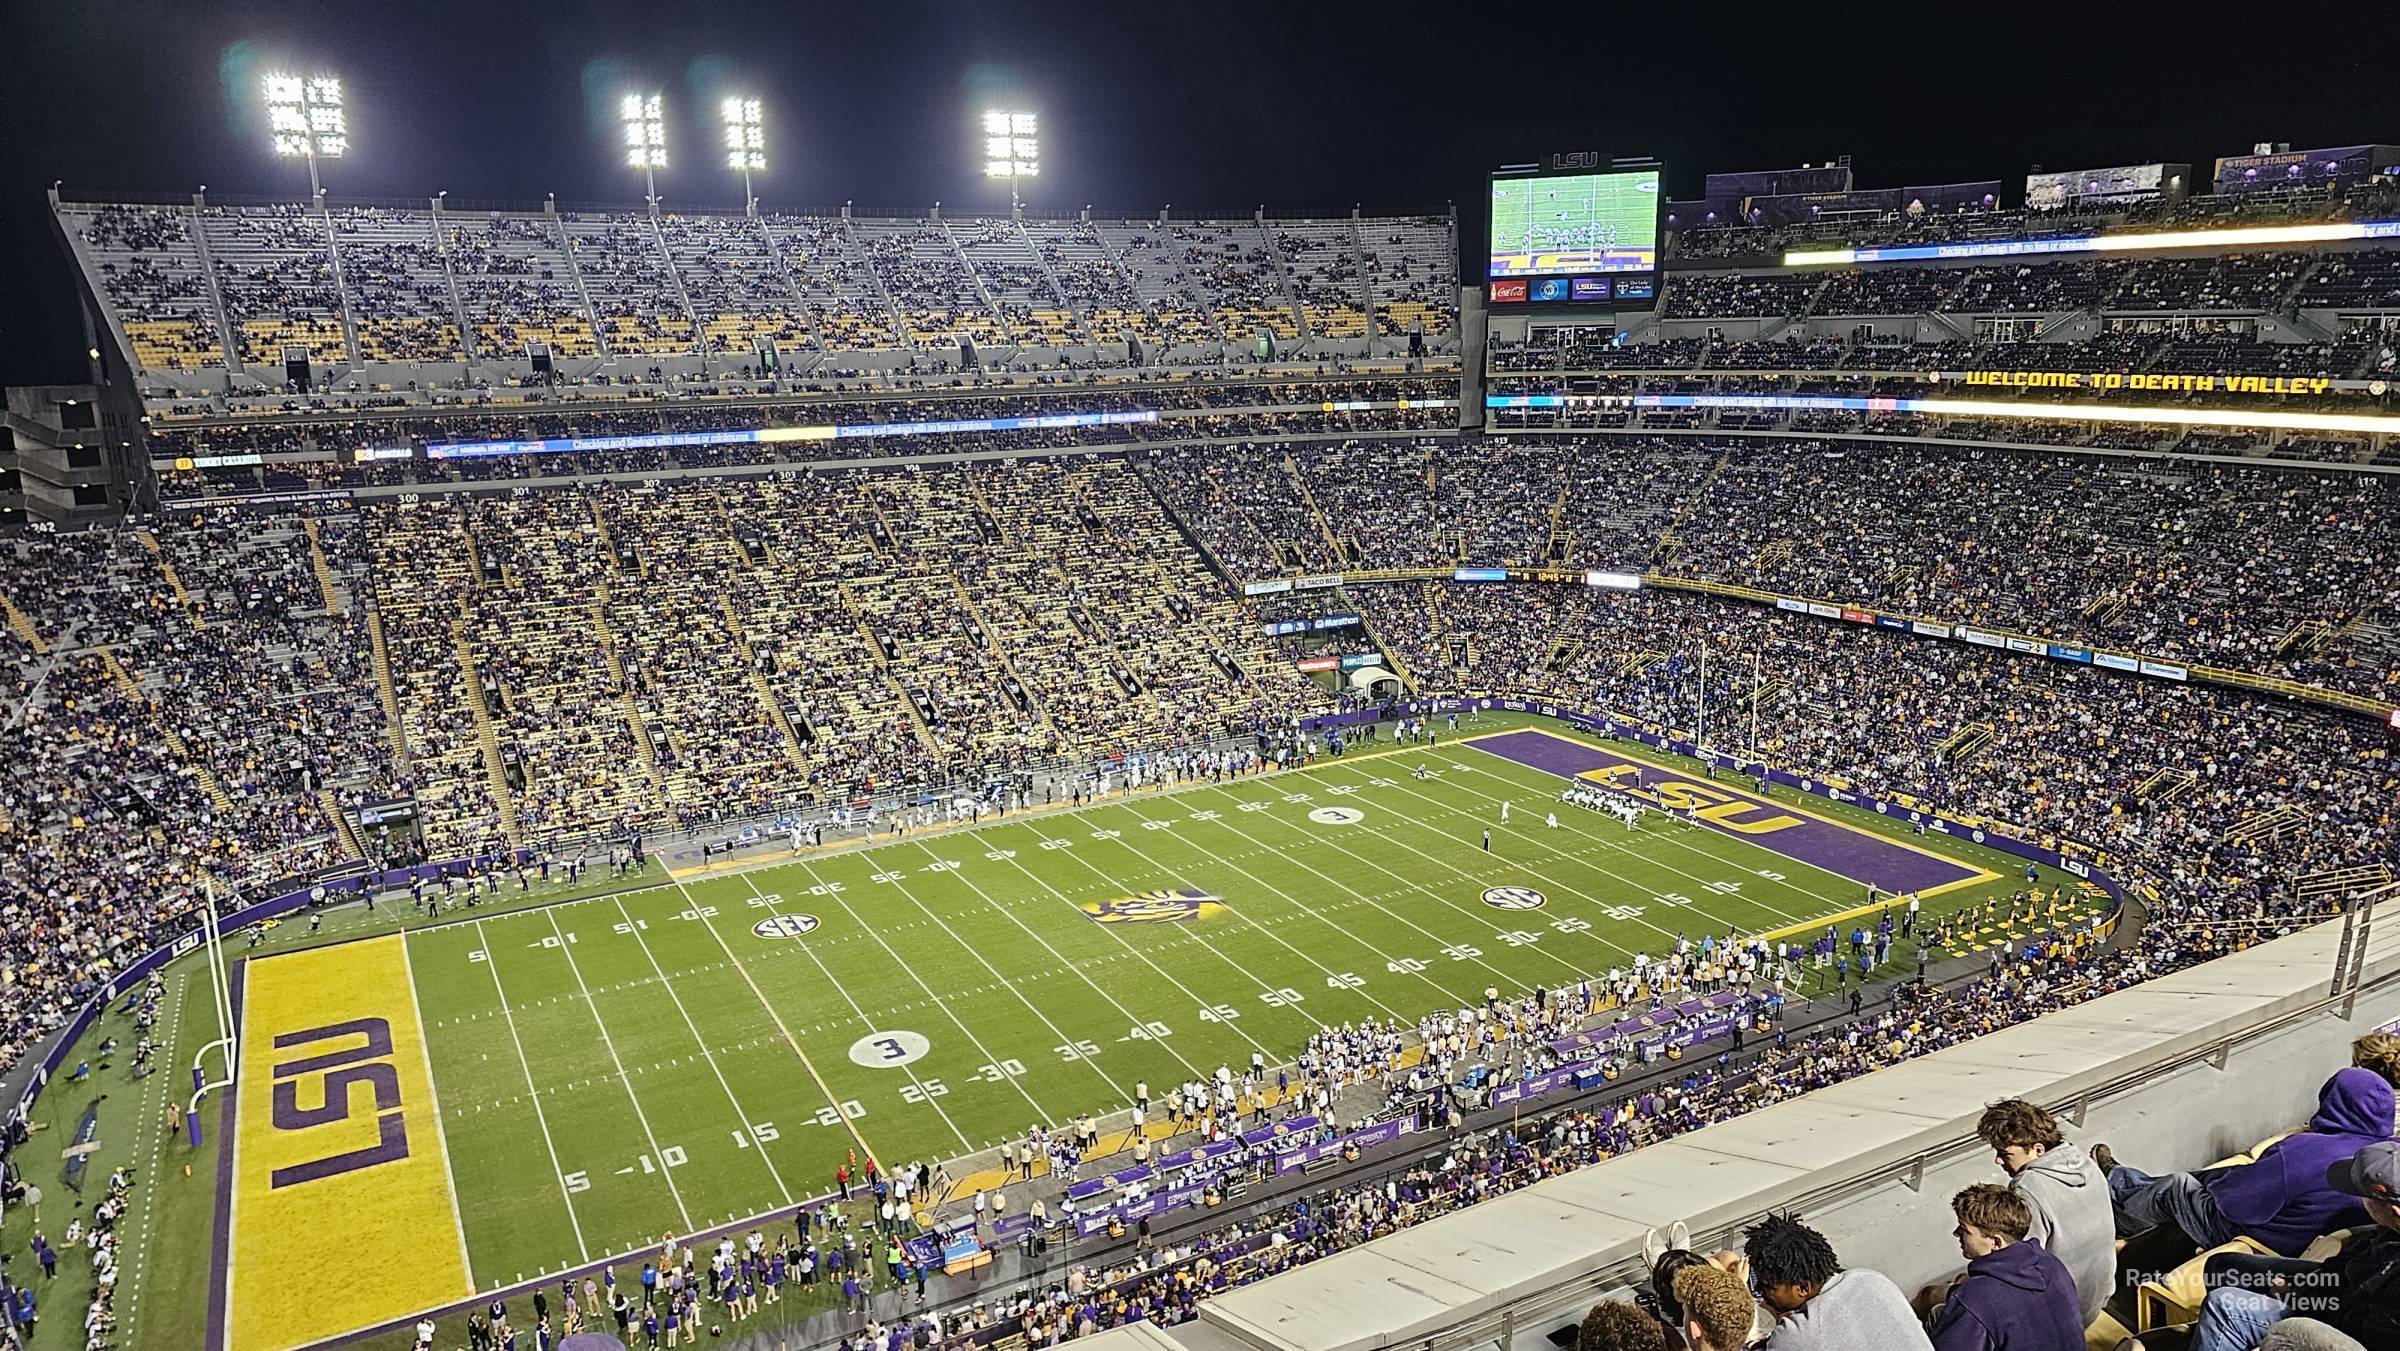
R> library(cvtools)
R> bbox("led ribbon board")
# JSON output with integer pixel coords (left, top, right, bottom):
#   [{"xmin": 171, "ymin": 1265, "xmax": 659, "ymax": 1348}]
[
  {"xmin": 1786, "ymin": 219, "xmax": 2400, "ymax": 267},
  {"xmin": 1488, "ymin": 392, "xmax": 2400, "ymax": 437},
  {"xmin": 424, "ymin": 410, "xmax": 1161, "ymax": 460}
]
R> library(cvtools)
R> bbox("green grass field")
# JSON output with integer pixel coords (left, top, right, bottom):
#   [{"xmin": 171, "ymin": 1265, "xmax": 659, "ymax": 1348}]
[
  {"xmin": 9, "ymin": 716, "xmax": 2076, "ymax": 1350},
  {"xmin": 1489, "ymin": 170, "xmax": 1660, "ymax": 272}
]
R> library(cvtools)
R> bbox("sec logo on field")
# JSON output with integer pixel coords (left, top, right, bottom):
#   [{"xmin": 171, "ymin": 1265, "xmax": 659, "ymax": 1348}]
[
  {"xmin": 753, "ymin": 914, "xmax": 821, "ymax": 939},
  {"xmin": 1482, "ymin": 886, "xmax": 1547, "ymax": 911}
]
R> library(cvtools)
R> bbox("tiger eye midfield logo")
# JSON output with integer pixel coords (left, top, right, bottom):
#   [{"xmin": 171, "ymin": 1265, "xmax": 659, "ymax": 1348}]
[{"xmin": 1079, "ymin": 887, "xmax": 1227, "ymax": 924}]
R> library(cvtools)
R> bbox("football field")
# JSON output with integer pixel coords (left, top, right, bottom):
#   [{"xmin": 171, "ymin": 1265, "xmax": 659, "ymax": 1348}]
[
  {"xmin": 218, "ymin": 724, "xmax": 2038, "ymax": 1349},
  {"xmin": 1489, "ymin": 170, "xmax": 1660, "ymax": 276}
]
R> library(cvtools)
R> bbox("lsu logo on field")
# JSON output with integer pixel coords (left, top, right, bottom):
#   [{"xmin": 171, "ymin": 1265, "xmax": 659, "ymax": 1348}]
[
  {"xmin": 1079, "ymin": 887, "xmax": 1227, "ymax": 925},
  {"xmin": 230, "ymin": 933, "xmax": 469, "ymax": 1351}
]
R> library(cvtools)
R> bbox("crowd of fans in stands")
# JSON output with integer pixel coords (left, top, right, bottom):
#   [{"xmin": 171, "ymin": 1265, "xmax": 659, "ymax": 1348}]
[{"xmin": 1154, "ymin": 436, "xmax": 2400, "ymax": 703}]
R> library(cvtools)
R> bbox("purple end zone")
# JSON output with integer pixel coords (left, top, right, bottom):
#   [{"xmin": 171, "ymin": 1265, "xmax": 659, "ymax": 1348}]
[{"xmin": 1470, "ymin": 729, "xmax": 1979, "ymax": 896}]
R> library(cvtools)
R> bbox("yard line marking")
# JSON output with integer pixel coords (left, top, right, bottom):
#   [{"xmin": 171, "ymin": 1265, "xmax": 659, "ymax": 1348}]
[
  {"xmin": 939, "ymin": 838, "xmax": 1287, "ymax": 1060},
  {"xmin": 668, "ymin": 875, "xmax": 885, "ymax": 1174},
  {"xmin": 1073, "ymin": 803, "xmax": 1442, "ymax": 1019},
  {"xmin": 1423, "ymin": 743, "xmax": 1823, "ymax": 923},
  {"xmin": 606, "ymin": 896, "xmax": 796, "ymax": 1208},
  {"xmin": 1176, "ymin": 780, "xmax": 1576, "ymax": 988},
  {"xmin": 847, "ymin": 851, "xmax": 1157, "ymax": 1095},
  {"xmin": 472, "ymin": 918, "xmax": 591, "ymax": 1262},
  {"xmin": 1214, "ymin": 770, "xmax": 1636, "ymax": 971},
  {"xmin": 897, "ymin": 839, "xmax": 1209, "ymax": 1084},
  {"xmin": 1267, "ymin": 765, "xmax": 1714, "ymax": 953},
  {"xmin": 723, "ymin": 870, "xmax": 985, "ymax": 1152},
  {"xmin": 541, "ymin": 908, "xmax": 696, "ymax": 1234},
  {"xmin": 1312, "ymin": 750, "xmax": 1785, "ymax": 940}
]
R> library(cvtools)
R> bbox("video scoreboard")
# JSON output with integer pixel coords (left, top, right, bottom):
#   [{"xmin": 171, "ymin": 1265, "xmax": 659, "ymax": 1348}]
[{"xmin": 1489, "ymin": 160, "xmax": 1662, "ymax": 311}]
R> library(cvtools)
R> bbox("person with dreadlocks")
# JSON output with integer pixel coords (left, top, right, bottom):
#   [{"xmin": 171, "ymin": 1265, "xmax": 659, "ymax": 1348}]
[{"xmin": 1734, "ymin": 1213, "xmax": 1931, "ymax": 1350}]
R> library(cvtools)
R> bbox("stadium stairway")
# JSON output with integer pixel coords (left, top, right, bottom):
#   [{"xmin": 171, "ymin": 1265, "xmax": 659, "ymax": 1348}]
[
  {"xmin": 98, "ymin": 645, "xmax": 234, "ymax": 815},
  {"xmin": 136, "ymin": 529, "xmax": 205, "ymax": 628},
  {"xmin": 2299, "ymin": 865, "xmax": 2396, "ymax": 906},
  {"xmin": 948, "ymin": 574, "xmax": 1068, "ymax": 747},
  {"xmin": 1646, "ymin": 449, "xmax": 1735, "ymax": 571},
  {"xmin": 594, "ymin": 605, "xmax": 668, "ymax": 793},
  {"xmin": 301, "ymin": 517, "xmax": 345, "ymax": 614},
  {"xmin": 1281, "ymin": 451, "xmax": 1347, "ymax": 562},
  {"xmin": 451, "ymin": 628, "xmax": 526, "ymax": 848},
  {"xmin": 2135, "ymin": 766, "xmax": 2198, "ymax": 802},
  {"xmin": 0, "ymin": 591, "xmax": 48, "ymax": 654},
  {"xmin": 364, "ymin": 606, "xmax": 411, "ymax": 772},
  {"xmin": 1355, "ymin": 606, "xmax": 1418, "ymax": 693},
  {"xmin": 838, "ymin": 583, "xmax": 944, "ymax": 758},
  {"xmin": 719, "ymin": 596, "xmax": 811, "ymax": 769},
  {"xmin": 321, "ymin": 789, "xmax": 366, "ymax": 860}
]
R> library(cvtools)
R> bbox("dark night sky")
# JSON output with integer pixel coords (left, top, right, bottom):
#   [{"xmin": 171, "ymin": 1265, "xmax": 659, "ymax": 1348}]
[{"xmin": 3, "ymin": 0, "xmax": 2391, "ymax": 385}]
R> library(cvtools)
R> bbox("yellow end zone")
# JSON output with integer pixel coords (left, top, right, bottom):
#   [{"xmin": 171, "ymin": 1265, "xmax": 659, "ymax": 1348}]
[{"xmin": 229, "ymin": 933, "xmax": 471, "ymax": 1350}]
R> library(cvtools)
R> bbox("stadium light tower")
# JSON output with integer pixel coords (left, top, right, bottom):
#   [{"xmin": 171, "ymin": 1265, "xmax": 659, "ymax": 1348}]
[
  {"xmin": 982, "ymin": 109, "xmax": 1039, "ymax": 212},
  {"xmin": 621, "ymin": 92, "xmax": 667, "ymax": 204},
  {"xmin": 722, "ymin": 96, "xmax": 765, "ymax": 213},
  {"xmin": 264, "ymin": 72, "xmax": 347, "ymax": 199}
]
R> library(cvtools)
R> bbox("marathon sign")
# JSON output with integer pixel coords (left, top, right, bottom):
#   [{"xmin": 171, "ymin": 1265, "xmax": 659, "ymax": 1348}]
[{"xmin": 1950, "ymin": 370, "xmax": 2338, "ymax": 397}]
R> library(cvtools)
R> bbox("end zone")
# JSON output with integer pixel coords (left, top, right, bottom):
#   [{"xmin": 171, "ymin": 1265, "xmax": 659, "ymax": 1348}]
[
  {"xmin": 1466, "ymin": 727, "xmax": 1997, "ymax": 898},
  {"xmin": 224, "ymin": 933, "xmax": 471, "ymax": 1350}
]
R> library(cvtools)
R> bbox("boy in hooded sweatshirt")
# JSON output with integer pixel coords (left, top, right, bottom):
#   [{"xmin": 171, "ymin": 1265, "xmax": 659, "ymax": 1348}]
[
  {"xmin": 1977, "ymin": 1099, "xmax": 2116, "ymax": 1324},
  {"xmin": 1928, "ymin": 1185, "xmax": 2085, "ymax": 1351},
  {"xmin": 2103, "ymin": 1066, "xmax": 2395, "ymax": 1256}
]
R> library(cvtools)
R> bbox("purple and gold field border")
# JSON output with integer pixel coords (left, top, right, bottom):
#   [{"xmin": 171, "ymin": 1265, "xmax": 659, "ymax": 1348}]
[{"xmin": 1467, "ymin": 727, "xmax": 1993, "ymax": 898}]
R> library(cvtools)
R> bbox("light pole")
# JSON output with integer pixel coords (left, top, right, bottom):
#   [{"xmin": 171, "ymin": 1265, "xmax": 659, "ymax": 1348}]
[
  {"xmin": 722, "ymin": 96, "xmax": 765, "ymax": 214},
  {"xmin": 981, "ymin": 109, "xmax": 1039, "ymax": 213},
  {"xmin": 265, "ymin": 73, "xmax": 346, "ymax": 199},
  {"xmin": 622, "ymin": 92, "xmax": 666, "ymax": 205}
]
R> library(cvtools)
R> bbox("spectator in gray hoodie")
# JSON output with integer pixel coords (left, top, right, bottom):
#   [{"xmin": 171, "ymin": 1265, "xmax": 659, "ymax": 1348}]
[
  {"xmin": 1978, "ymin": 1099, "xmax": 2115, "ymax": 1324},
  {"xmin": 1738, "ymin": 1213, "xmax": 1933, "ymax": 1351}
]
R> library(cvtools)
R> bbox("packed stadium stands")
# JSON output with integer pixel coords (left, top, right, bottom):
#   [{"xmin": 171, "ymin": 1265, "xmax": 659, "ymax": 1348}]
[
  {"xmin": 54, "ymin": 194, "xmax": 1456, "ymax": 407},
  {"xmin": 15, "ymin": 163, "xmax": 2400, "ymax": 1351}
]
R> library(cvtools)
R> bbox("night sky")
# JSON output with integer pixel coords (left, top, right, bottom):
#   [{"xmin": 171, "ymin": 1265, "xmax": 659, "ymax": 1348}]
[{"xmin": 2, "ymin": 0, "xmax": 2390, "ymax": 385}]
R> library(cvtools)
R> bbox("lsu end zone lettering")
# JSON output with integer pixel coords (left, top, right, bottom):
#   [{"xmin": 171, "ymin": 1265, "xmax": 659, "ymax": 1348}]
[{"xmin": 229, "ymin": 934, "xmax": 470, "ymax": 1350}]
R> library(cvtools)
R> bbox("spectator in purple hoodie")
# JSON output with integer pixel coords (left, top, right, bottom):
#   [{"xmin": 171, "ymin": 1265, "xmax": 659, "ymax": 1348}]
[
  {"xmin": 1928, "ymin": 1185, "xmax": 2085, "ymax": 1351},
  {"xmin": 2103, "ymin": 1067, "xmax": 2395, "ymax": 1256}
]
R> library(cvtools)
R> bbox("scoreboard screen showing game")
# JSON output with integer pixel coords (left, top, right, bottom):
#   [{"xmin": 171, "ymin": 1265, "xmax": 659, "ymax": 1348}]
[{"xmin": 1488, "ymin": 165, "xmax": 1661, "ymax": 310}]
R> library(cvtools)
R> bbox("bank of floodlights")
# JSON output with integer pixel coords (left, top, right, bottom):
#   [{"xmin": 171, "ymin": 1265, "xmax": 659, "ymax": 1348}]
[
  {"xmin": 723, "ymin": 97, "xmax": 765, "ymax": 210},
  {"xmin": 622, "ymin": 92, "xmax": 667, "ymax": 200},
  {"xmin": 982, "ymin": 109, "xmax": 1039, "ymax": 207},
  {"xmin": 265, "ymin": 73, "xmax": 345, "ymax": 196}
]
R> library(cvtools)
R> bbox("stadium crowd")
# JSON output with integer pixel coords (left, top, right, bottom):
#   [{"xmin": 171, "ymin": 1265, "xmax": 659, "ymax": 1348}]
[{"xmin": 1150, "ymin": 436, "xmax": 2400, "ymax": 703}]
